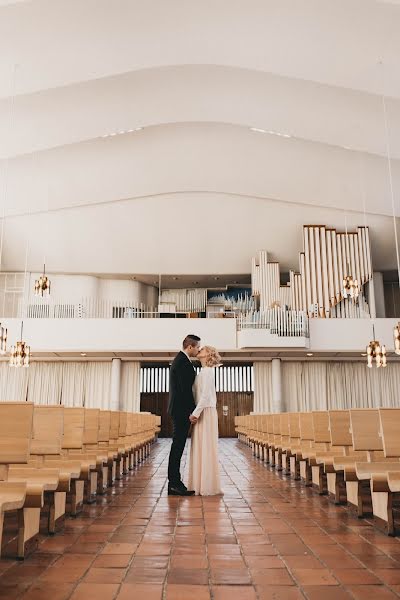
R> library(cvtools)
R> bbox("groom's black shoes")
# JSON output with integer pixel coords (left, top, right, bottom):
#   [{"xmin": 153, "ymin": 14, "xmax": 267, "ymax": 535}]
[{"xmin": 168, "ymin": 483, "xmax": 195, "ymax": 496}]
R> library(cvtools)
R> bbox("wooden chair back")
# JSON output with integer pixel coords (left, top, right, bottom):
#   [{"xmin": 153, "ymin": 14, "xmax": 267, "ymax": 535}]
[
  {"xmin": 349, "ymin": 409, "xmax": 383, "ymax": 452},
  {"xmin": 328, "ymin": 410, "xmax": 352, "ymax": 446},
  {"xmin": 31, "ymin": 405, "xmax": 63, "ymax": 455},
  {"xmin": 62, "ymin": 408, "xmax": 85, "ymax": 449},
  {"xmin": 379, "ymin": 409, "xmax": 400, "ymax": 458},
  {"xmin": 0, "ymin": 402, "xmax": 34, "ymax": 465}
]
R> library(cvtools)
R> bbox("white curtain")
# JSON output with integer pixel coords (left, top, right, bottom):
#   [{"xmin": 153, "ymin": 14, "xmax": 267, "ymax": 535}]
[
  {"xmin": 84, "ymin": 362, "xmax": 112, "ymax": 408},
  {"xmin": 301, "ymin": 363, "xmax": 328, "ymax": 411},
  {"xmin": 120, "ymin": 362, "xmax": 141, "ymax": 412},
  {"xmin": 26, "ymin": 362, "xmax": 63, "ymax": 405},
  {"xmin": 0, "ymin": 363, "xmax": 28, "ymax": 401},
  {"xmin": 61, "ymin": 363, "xmax": 86, "ymax": 407},
  {"xmin": 253, "ymin": 362, "xmax": 272, "ymax": 412},
  {"xmin": 282, "ymin": 362, "xmax": 303, "ymax": 411},
  {"xmin": 281, "ymin": 362, "xmax": 400, "ymax": 411}
]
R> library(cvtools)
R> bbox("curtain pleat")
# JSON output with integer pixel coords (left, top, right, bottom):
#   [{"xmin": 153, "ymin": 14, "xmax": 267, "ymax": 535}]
[
  {"xmin": 0, "ymin": 363, "xmax": 29, "ymax": 402},
  {"xmin": 61, "ymin": 363, "xmax": 86, "ymax": 407},
  {"xmin": 84, "ymin": 362, "xmax": 112, "ymax": 408},
  {"xmin": 121, "ymin": 362, "xmax": 141, "ymax": 412},
  {"xmin": 253, "ymin": 363, "xmax": 273, "ymax": 412},
  {"xmin": 26, "ymin": 363, "xmax": 63, "ymax": 405}
]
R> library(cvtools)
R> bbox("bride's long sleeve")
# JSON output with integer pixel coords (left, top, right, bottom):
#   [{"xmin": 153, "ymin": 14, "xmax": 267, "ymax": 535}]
[{"xmin": 192, "ymin": 369, "xmax": 215, "ymax": 419}]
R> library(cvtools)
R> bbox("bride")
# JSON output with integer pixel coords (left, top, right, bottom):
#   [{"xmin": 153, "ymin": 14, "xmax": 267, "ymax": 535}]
[{"xmin": 188, "ymin": 345, "xmax": 222, "ymax": 496}]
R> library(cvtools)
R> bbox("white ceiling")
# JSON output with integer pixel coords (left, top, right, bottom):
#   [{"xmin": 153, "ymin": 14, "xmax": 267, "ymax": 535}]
[{"xmin": 0, "ymin": 0, "xmax": 400, "ymax": 274}]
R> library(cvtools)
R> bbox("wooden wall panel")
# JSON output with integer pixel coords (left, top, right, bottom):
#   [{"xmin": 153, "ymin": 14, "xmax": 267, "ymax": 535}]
[{"xmin": 140, "ymin": 391, "xmax": 254, "ymax": 438}]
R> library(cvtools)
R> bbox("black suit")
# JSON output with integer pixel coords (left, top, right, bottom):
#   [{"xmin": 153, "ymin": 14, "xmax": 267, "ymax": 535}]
[{"xmin": 167, "ymin": 351, "xmax": 196, "ymax": 486}]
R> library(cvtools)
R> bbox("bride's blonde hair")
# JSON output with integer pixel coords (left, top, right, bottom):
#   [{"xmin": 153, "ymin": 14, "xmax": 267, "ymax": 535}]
[{"xmin": 201, "ymin": 346, "xmax": 222, "ymax": 368}]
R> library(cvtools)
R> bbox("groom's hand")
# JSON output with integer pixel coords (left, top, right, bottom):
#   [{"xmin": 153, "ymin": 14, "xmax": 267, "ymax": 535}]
[{"xmin": 189, "ymin": 415, "xmax": 198, "ymax": 424}]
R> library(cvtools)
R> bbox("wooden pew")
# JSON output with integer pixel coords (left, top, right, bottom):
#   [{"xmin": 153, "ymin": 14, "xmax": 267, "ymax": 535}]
[
  {"xmin": 369, "ymin": 409, "xmax": 400, "ymax": 535},
  {"xmin": 15, "ymin": 405, "xmax": 77, "ymax": 534},
  {"xmin": 0, "ymin": 403, "xmax": 45, "ymax": 559},
  {"xmin": 273, "ymin": 413, "xmax": 290, "ymax": 471},
  {"xmin": 0, "ymin": 482, "xmax": 27, "ymax": 556},
  {"xmin": 334, "ymin": 409, "xmax": 397, "ymax": 517},
  {"xmin": 307, "ymin": 411, "xmax": 351, "ymax": 495},
  {"xmin": 319, "ymin": 410, "xmax": 365, "ymax": 504},
  {"xmin": 60, "ymin": 408, "xmax": 99, "ymax": 505},
  {"xmin": 97, "ymin": 410, "xmax": 119, "ymax": 487},
  {"xmin": 268, "ymin": 414, "xmax": 282, "ymax": 467}
]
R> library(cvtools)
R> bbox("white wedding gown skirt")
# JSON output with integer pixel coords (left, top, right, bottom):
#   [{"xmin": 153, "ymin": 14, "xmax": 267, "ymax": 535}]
[{"xmin": 188, "ymin": 407, "xmax": 222, "ymax": 496}]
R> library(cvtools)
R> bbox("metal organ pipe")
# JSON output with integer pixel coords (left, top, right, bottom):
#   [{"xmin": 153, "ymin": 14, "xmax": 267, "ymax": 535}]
[
  {"xmin": 303, "ymin": 227, "xmax": 312, "ymax": 315},
  {"xmin": 320, "ymin": 226, "xmax": 330, "ymax": 317}
]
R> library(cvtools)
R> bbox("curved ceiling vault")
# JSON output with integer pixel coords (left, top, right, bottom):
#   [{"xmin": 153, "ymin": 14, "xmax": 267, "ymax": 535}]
[{"xmin": 0, "ymin": 0, "xmax": 399, "ymax": 275}]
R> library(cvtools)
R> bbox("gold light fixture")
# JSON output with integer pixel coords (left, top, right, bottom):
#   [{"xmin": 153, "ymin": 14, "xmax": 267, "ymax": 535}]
[
  {"xmin": 341, "ymin": 213, "xmax": 360, "ymax": 302},
  {"xmin": 9, "ymin": 323, "xmax": 30, "ymax": 368},
  {"xmin": 34, "ymin": 263, "xmax": 50, "ymax": 296},
  {"xmin": 0, "ymin": 322, "xmax": 7, "ymax": 355},
  {"xmin": 342, "ymin": 273, "xmax": 360, "ymax": 301},
  {"xmin": 366, "ymin": 325, "xmax": 387, "ymax": 368},
  {"xmin": 394, "ymin": 323, "xmax": 400, "ymax": 355}
]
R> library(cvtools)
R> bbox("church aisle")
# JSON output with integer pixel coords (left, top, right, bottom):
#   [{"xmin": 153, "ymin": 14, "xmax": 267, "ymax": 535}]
[{"xmin": 1, "ymin": 439, "xmax": 400, "ymax": 600}]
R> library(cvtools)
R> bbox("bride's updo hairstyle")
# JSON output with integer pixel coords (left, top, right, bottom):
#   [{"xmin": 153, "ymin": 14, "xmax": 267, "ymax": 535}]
[{"xmin": 202, "ymin": 346, "xmax": 222, "ymax": 367}]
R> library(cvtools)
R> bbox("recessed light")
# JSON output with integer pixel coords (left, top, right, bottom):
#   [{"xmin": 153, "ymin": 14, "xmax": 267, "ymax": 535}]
[
  {"xmin": 361, "ymin": 353, "xmax": 367, "ymax": 356},
  {"xmin": 81, "ymin": 353, "xmax": 87, "ymax": 357},
  {"xmin": 250, "ymin": 127, "xmax": 292, "ymax": 138},
  {"xmin": 306, "ymin": 353, "xmax": 313, "ymax": 357}
]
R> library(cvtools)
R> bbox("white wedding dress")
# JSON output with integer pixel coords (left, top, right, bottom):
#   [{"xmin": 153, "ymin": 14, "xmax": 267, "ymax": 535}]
[{"xmin": 188, "ymin": 367, "xmax": 222, "ymax": 496}]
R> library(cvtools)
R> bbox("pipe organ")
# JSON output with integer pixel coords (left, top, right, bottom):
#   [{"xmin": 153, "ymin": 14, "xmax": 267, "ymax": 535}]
[
  {"xmin": 159, "ymin": 289, "xmax": 207, "ymax": 313},
  {"xmin": 251, "ymin": 225, "xmax": 372, "ymax": 318}
]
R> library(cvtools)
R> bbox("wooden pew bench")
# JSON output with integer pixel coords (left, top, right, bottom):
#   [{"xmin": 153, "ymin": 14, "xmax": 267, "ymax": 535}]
[{"xmin": 0, "ymin": 403, "xmax": 45, "ymax": 559}]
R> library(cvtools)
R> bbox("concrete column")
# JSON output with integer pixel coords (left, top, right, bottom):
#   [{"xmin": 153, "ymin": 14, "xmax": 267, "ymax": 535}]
[
  {"xmin": 271, "ymin": 358, "xmax": 283, "ymax": 413},
  {"xmin": 373, "ymin": 272, "xmax": 386, "ymax": 318},
  {"xmin": 110, "ymin": 358, "xmax": 122, "ymax": 411}
]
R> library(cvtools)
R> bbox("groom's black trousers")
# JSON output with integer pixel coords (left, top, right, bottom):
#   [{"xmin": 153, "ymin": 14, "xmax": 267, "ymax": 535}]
[{"xmin": 168, "ymin": 413, "xmax": 190, "ymax": 486}]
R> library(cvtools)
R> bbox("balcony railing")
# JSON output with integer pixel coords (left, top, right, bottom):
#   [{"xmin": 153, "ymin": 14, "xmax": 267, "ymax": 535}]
[
  {"xmin": 1, "ymin": 294, "xmax": 309, "ymax": 338},
  {"xmin": 237, "ymin": 308, "xmax": 309, "ymax": 337}
]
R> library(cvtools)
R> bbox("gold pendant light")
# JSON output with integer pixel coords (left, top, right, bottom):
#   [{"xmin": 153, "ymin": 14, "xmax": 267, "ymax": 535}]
[
  {"xmin": 367, "ymin": 324, "xmax": 387, "ymax": 368},
  {"xmin": 9, "ymin": 322, "xmax": 30, "ymax": 368},
  {"xmin": 34, "ymin": 262, "xmax": 51, "ymax": 296}
]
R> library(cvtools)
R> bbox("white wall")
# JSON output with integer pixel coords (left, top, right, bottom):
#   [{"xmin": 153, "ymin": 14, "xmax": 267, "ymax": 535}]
[
  {"xmin": 2, "ymin": 317, "xmax": 237, "ymax": 353},
  {"xmin": 26, "ymin": 273, "xmax": 157, "ymax": 307},
  {"xmin": 309, "ymin": 318, "xmax": 398, "ymax": 352},
  {"xmin": 2, "ymin": 316, "xmax": 397, "ymax": 355}
]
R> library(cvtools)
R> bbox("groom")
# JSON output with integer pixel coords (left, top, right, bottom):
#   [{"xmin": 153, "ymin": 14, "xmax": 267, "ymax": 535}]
[{"xmin": 167, "ymin": 334, "xmax": 201, "ymax": 496}]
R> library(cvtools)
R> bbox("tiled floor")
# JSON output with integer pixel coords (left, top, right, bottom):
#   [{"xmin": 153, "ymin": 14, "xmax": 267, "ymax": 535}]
[{"xmin": 1, "ymin": 439, "xmax": 400, "ymax": 599}]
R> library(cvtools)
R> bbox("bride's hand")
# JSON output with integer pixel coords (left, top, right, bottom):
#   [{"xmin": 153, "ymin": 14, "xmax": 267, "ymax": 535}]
[{"xmin": 189, "ymin": 415, "xmax": 198, "ymax": 424}]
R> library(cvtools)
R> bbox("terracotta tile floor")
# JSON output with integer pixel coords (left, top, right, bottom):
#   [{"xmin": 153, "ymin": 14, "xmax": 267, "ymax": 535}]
[{"xmin": 1, "ymin": 439, "xmax": 400, "ymax": 599}]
